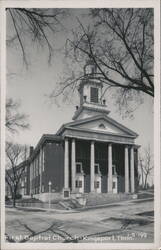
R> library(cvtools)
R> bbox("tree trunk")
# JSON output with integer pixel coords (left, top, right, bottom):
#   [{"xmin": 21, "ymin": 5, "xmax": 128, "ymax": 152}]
[
  {"xmin": 144, "ymin": 174, "xmax": 148, "ymax": 189},
  {"xmin": 141, "ymin": 168, "xmax": 144, "ymax": 189},
  {"xmin": 13, "ymin": 187, "xmax": 17, "ymax": 207},
  {"xmin": 13, "ymin": 198, "xmax": 16, "ymax": 207}
]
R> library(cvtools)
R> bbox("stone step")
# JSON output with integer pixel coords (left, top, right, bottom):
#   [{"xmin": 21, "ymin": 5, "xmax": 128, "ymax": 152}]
[{"xmin": 59, "ymin": 199, "xmax": 82, "ymax": 209}]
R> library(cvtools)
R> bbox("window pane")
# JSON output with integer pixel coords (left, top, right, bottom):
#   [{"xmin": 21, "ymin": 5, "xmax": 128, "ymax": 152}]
[
  {"xmin": 90, "ymin": 87, "xmax": 98, "ymax": 103},
  {"xmin": 79, "ymin": 181, "xmax": 82, "ymax": 187},
  {"xmin": 76, "ymin": 164, "xmax": 81, "ymax": 173}
]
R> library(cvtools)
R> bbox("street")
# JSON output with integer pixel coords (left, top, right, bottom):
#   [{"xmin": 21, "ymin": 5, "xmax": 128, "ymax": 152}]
[{"xmin": 5, "ymin": 198, "xmax": 154, "ymax": 243}]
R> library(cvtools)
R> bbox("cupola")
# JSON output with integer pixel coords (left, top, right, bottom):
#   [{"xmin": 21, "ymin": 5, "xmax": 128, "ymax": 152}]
[
  {"xmin": 78, "ymin": 60, "xmax": 103, "ymax": 106},
  {"xmin": 72, "ymin": 60, "xmax": 110, "ymax": 120}
]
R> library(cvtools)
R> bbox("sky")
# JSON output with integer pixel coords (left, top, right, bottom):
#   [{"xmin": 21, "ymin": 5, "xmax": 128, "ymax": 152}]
[{"xmin": 6, "ymin": 8, "xmax": 154, "ymax": 159}]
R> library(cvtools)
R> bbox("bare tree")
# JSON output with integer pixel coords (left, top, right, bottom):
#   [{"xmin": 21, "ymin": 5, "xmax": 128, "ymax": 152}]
[
  {"xmin": 6, "ymin": 98, "xmax": 29, "ymax": 133},
  {"xmin": 139, "ymin": 145, "xmax": 153, "ymax": 189},
  {"xmin": 52, "ymin": 8, "xmax": 153, "ymax": 111},
  {"xmin": 5, "ymin": 141, "xmax": 28, "ymax": 207},
  {"xmin": 7, "ymin": 8, "xmax": 67, "ymax": 66}
]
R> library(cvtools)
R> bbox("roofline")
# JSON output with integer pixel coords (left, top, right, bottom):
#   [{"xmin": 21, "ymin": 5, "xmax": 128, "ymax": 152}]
[
  {"xmin": 63, "ymin": 126, "xmax": 137, "ymax": 139},
  {"xmin": 29, "ymin": 134, "xmax": 63, "ymax": 161},
  {"xmin": 56, "ymin": 114, "xmax": 138, "ymax": 137}
]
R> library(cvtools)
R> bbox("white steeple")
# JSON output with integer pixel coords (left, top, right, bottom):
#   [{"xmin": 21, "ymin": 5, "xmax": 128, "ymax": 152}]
[{"xmin": 72, "ymin": 60, "xmax": 110, "ymax": 120}]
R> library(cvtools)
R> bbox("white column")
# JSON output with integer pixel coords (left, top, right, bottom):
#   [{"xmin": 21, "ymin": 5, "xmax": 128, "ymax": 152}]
[
  {"xmin": 71, "ymin": 138, "xmax": 76, "ymax": 191},
  {"xmin": 125, "ymin": 146, "xmax": 129, "ymax": 193},
  {"xmin": 64, "ymin": 138, "xmax": 69, "ymax": 189},
  {"xmin": 130, "ymin": 146, "xmax": 135, "ymax": 193},
  {"xmin": 90, "ymin": 141, "xmax": 95, "ymax": 192},
  {"xmin": 108, "ymin": 143, "xmax": 112, "ymax": 193}
]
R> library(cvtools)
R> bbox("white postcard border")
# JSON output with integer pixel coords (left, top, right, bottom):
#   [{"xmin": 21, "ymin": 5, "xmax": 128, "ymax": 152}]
[{"xmin": 1, "ymin": 1, "xmax": 160, "ymax": 249}]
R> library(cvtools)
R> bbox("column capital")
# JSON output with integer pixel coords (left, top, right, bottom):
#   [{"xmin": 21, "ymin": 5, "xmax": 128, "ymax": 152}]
[{"xmin": 64, "ymin": 137, "xmax": 69, "ymax": 144}]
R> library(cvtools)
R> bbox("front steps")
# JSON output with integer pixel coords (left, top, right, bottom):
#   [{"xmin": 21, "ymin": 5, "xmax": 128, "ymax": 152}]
[
  {"xmin": 59, "ymin": 199, "xmax": 83, "ymax": 210},
  {"xmin": 59, "ymin": 192, "xmax": 135, "ymax": 209}
]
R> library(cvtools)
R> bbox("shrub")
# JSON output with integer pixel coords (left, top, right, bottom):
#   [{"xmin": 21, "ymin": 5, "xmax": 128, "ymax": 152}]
[
  {"xmin": 15, "ymin": 193, "xmax": 22, "ymax": 200},
  {"xmin": 17, "ymin": 198, "xmax": 43, "ymax": 203}
]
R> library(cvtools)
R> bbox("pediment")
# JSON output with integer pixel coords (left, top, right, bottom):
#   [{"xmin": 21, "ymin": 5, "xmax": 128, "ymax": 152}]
[{"xmin": 67, "ymin": 115, "xmax": 138, "ymax": 137}]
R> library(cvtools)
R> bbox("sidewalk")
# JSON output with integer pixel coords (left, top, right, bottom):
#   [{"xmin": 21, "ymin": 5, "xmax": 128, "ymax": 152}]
[{"xmin": 5, "ymin": 197, "xmax": 154, "ymax": 213}]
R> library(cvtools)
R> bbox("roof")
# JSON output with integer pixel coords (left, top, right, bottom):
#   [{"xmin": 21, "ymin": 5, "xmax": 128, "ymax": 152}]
[
  {"xmin": 29, "ymin": 134, "xmax": 63, "ymax": 160},
  {"xmin": 72, "ymin": 105, "xmax": 110, "ymax": 120},
  {"xmin": 56, "ymin": 114, "xmax": 138, "ymax": 138}
]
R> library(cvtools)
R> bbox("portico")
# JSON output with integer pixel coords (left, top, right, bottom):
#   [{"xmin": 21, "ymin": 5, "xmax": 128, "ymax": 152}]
[{"xmin": 63, "ymin": 134, "xmax": 138, "ymax": 195}]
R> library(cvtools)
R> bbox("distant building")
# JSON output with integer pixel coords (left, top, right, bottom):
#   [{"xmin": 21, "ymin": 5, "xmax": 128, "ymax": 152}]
[{"xmin": 6, "ymin": 62, "xmax": 139, "ymax": 202}]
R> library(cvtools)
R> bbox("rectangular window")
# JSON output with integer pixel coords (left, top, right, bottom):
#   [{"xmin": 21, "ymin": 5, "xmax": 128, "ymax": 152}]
[
  {"xmin": 113, "ymin": 182, "xmax": 116, "ymax": 189},
  {"xmin": 95, "ymin": 164, "xmax": 100, "ymax": 174},
  {"xmin": 76, "ymin": 162, "xmax": 83, "ymax": 174},
  {"xmin": 79, "ymin": 181, "xmax": 82, "ymax": 188},
  {"xmin": 76, "ymin": 163, "xmax": 81, "ymax": 173},
  {"xmin": 90, "ymin": 87, "xmax": 98, "ymax": 103},
  {"xmin": 75, "ymin": 180, "xmax": 82, "ymax": 188}
]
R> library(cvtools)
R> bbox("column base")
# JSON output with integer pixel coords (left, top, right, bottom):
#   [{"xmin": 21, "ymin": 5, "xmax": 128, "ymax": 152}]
[
  {"xmin": 90, "ymin": 190, "xmax": 96, "ymax": 193},
  {"xmin": 131, "ymin": 193, "xmax": 138, "ymax": 199},
  {"xmin": 62, "ymin": 188, "xmax": 70, "ymax": 199}
]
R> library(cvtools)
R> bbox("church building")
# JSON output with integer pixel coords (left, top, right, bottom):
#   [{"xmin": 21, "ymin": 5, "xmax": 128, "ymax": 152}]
[{"xmin": 9, "ymin": 62, "xmax": 139, "ymax": 202}]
